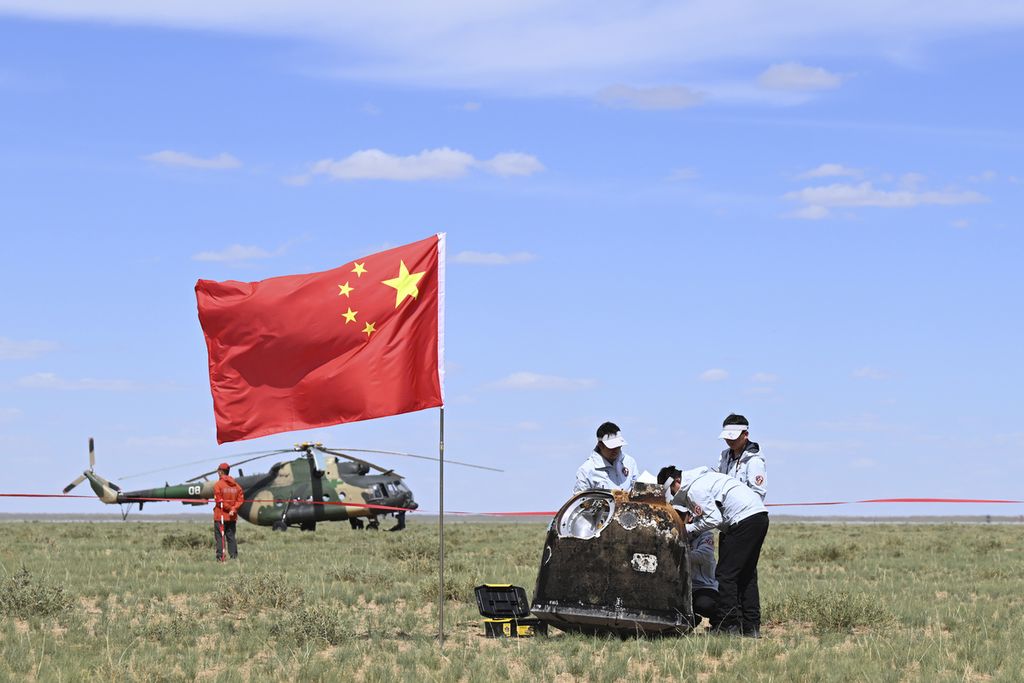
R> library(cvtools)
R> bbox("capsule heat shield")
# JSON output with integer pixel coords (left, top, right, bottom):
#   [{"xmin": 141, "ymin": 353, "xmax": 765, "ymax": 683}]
[{"xmin": 531, "ymin": 483, "xmax": 693, "ymax": 636}]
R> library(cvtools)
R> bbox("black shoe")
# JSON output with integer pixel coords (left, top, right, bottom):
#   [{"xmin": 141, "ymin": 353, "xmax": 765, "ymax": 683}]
[
  {"xmin": 742, "ymin": 626, "xmax": 762, "ymax": 639},
  {"xmin": 388, "ymin": 524, "xmax": 405, "ymax": 532}
]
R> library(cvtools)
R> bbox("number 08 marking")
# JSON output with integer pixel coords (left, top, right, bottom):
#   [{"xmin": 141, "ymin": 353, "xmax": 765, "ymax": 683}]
[{"xmin": 188, "ymin": 485, "xmax": 202, "ymax": 496}]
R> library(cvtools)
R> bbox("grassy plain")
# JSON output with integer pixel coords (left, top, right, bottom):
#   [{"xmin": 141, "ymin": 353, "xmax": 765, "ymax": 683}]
[{"xmin": 1, "ymin": 519, "xmax": 1022, "ymax": 682}]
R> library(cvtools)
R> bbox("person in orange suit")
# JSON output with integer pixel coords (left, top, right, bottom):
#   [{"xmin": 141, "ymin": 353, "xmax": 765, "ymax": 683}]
[{"xmin": 213, "ymin": 463, "xmax": 244, "ymax": 561}]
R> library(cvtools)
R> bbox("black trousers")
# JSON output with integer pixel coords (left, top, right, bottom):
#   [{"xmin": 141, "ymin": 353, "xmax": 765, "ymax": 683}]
[
  {"xmin": 715, "ymin": 512, "xmax": 769, "ymax": 630},
  {"xmin": 692, "ymin": 587, "xmax": 720, "ymax": 626},
  {"xmin": 214, "ymin": 520, "xmax": 238, "ymax": 560}
]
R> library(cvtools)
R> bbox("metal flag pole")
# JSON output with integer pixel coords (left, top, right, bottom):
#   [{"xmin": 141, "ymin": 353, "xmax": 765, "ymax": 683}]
[{"xmin": 438, "ymin": 406, "xmax": 445, "ymax": 647}]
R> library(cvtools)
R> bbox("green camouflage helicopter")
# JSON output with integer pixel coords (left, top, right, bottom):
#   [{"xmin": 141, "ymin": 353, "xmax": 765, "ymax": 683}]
[{"xmin": 63, "ymin": 439, "xmax": 498, "ymax": 531}]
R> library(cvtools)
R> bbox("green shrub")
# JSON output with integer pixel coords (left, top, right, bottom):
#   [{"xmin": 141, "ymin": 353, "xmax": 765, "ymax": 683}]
[
  {"xmin": 0, "ymin": 566, "xmax": 74, "ymax": 619},
  {"xmin": 215, "ymin": 572, "xmax": 304, "ymax": 612},
  {"xmin": 272, "ymin": 603, "xmax": 352, "ymax": 645},
  {"xmin": 795, "ymin": 543, "xmax": 857, "ymax": 564},
  {"xmin": 142, "ymin": 611, "xmax": 199, "ymax": 642},
  {"xmin": 764, "ymin": 590, "xmax": 895, "ymax": 632},
  {"xmin": 160, "ymin": 531, "xmax": 208, "ymax": 550}
]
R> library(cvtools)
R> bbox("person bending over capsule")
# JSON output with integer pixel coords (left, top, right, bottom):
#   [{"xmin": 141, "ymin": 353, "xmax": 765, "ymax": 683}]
[{"xmin": 659, "ymin": 465, "xmax": 769, "ymax": 638}]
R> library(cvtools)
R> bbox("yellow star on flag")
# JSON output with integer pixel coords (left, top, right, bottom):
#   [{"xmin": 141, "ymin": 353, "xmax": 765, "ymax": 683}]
[
  {"xmin": 362, "ymin": 321, "xmax": 376, "ymax": 337},
  {"xmin": 381, "ymin": 260, "xmax": 425, "ymax": 308},
  {"xmin": 352, "ymin": 262, "xmax": 367, "ymax": 277},
  {"xmin": 342, "ymin": 307, "xmax": 357, "ymax": 324},
  {"xmin": 337, "ymin": 282, "xmax": 354, "ymax": 297}
]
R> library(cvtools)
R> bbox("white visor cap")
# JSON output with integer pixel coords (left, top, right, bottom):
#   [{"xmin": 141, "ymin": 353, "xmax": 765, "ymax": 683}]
[
  {"xmin": 599, "ymin": 432, "xmax": 626, "ymax": 449},
  {"xmin": 719, "ymin": 424, "xmax": 749, "ymax": 440}
]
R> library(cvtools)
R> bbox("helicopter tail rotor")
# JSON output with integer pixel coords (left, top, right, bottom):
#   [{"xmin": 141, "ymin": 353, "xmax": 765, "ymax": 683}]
[
  {"xmin": 62, "ymin": 437, "xmax": 120, "ymax": 503},
  {"xmin": 62, "ymin": 474, "xmax": 87, "ymax": 495}
]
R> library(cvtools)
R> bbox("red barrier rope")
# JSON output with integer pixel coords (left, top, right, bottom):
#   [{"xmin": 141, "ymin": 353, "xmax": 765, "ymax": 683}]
[{"xmin": 2, "ymin": 493, "xmax": 1023, "ymax": 516}]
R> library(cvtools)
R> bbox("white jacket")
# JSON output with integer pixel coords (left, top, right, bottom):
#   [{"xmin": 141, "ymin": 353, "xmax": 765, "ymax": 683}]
[
  {"xmin": 714, "ymin": 441, "xmax": 766, "ymax": 501},
  {"xmin": 573, "ymin": 451, "xmax": 639, "ymax": 494},
  {"xmin": 671, "ymin": 466, "xmax": 766, "ymax": 537}
]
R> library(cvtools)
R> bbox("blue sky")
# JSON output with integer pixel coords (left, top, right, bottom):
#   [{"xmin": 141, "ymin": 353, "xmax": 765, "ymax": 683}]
[{"xmin": 1, "ymin": 2, "xmax": 1022, "ymax": 518}]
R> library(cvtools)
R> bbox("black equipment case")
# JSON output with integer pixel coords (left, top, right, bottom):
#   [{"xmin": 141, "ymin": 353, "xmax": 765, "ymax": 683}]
[{"xmin": 474, "ymin": 584, "xmax": 548, "ymax": 638}]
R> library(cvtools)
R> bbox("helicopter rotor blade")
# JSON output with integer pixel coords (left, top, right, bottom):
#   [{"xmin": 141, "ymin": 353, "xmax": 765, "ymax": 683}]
[
  {"xmin": 119, "ymin": 449, "xmax": 291, "ymax": 482},
  {"xmin": 88, "ymin": 437, "xmax": 95, "ymax": 470},
  {"xmin": 63, "ymin": 474, "xmax": 87, "ymax": 494},
  {"xmin": 321, "ymin": 447, "xmax": 503, "ymax": 473},
  {"xmin": 184, "ymin": 450, "xmax": 294, "ymax": 483}
]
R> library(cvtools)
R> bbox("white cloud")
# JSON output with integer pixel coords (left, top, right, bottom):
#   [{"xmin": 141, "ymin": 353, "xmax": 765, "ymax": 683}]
[
  {"xmin": 852, "ymin": 457, "xmax": 877, "ymax": 468},
  {"xmin": 758, "ymin": 62, "xmax": 842, "ymax": 91},
  {"xmin": 0, "ymin": 407, "xmax": 23, "ymax": 423},
  {"xmin": 452, "ymin": 251, "xmax": 537, "ymax": 265},
  {"xmin": 143, "ymin": 150, "xmax": 241, "ymax": 170},
  {"xmin": 192, "ymin": 244, "xmax": 278, "ymax": 262},
  {"xmin": 785, "ymin": 181, "xmax": 987, "ymax": 210},
  {"xmin": 968, "ymin": 170, "xmax": 997, "ymax": 182},
  {"xmin": 0, "ymin": 337, "xmax": 58, "ymax": 360},
  {"xmin": 951, "ymin": 218, "xmax": 970, "ymax": 229},
  {"xmin": 669, "ymin": 167, "xmax": 699, "ymax": 181},
  {"xmin": 788, "ymin": 205, "xmax": 831, "ymax": 220},
  {"xmin": 492, "ymin": 372, "xmax": 597, "ymax": 391},
  {"xmin": 596, "ymin": 84, "xmax": 703, "ymax": 110},
  {"xmin": 699, "ymin": 368, "xmax": 729, "ymax": 382},
  {"xmin": 480, "ymin": 152, "xmax": 546, "ymax": 177},
  {"xmin": 294, "ymin": 147, "xmax": 543, "ymax": 183},
  {"xmin": 462, "ymin": 102, "xmax": 482, "ymax": 111},
  {"xmin": 799, "ymin": 163, "xmax": 862, "ymax": 179},
  {"xmin": 852, "ymin": 366, "xmax": 890, "ymax": 380},
  {"xmin": 3, "ymin": 3, "xmax": 1024, "ymax": 93},
  {"xmin": 751, "ymin": 372, "xmax": 778, "ymax": 383},
  {"xmin": 16, "ymin": 372, "xmax": 142, "ymax": 391},
  {"xmin": 898, "ymin": 172, "xmax": 927, "ymax": 189}
]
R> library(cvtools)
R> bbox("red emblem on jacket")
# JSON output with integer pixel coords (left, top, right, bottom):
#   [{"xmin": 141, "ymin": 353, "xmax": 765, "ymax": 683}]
[
  {"xmin": 692, "ymin": 504, "xmax": 703, "ymax": 516},
  {"xmin": 755, "ymin": 475, "xmax": 764, "ymax": 486}
]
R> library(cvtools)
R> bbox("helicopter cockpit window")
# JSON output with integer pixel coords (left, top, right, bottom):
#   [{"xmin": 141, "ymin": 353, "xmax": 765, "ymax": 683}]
[{"xmin": 556, "ymin": 492, "xmax": 615, "ymax": 540}]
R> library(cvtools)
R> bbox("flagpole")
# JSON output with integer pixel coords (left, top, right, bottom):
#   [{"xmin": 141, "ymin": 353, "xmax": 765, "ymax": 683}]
[{"xmin": 438, "ymin": 406, "xmax": 445, "ymax": 647}]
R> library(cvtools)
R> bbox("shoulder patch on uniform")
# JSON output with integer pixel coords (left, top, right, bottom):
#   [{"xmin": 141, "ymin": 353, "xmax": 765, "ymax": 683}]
[
  {"xmin": 755, "ymin": 475, "xmax": 764, "ymax": 486},
  {"xmin": 692, "ymin": 503, "xmax": 703, "ymax": 516}
]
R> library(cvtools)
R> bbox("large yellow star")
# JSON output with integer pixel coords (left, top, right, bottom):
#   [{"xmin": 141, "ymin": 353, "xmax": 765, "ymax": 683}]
[
  {"xmin": 351, "ymin": 262, "xmax": 367, "ymax": 277},
  {"xmin": 337, "ymin": 281, "xmax": 354, "ymax": 297},
  {"xmin": 362, "ymin": 321, "xmax": 376, "ymax": 337},
  {"xmin": 381, "ymin": 260, "xmax": 425, "ymax": 308},
  {"xmin": 342, "ymin": 307, "xmax": 357, "ymax": 324}
]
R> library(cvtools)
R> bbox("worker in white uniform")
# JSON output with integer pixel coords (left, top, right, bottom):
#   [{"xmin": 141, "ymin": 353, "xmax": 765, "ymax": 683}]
[
  {"xmin": 714, "ymin": 413, "xmax": 766, "ymax": 501},
  {"xmin": 573, "ymin": 421, "xmax": 639, "ymax": 493},
  {"xmin": 658, "ymin": 466, "xmax": 720, "ymax": 628},
  {"xmin": 665, "ymin": 466, "xmax": 769, "ymax": 638}
]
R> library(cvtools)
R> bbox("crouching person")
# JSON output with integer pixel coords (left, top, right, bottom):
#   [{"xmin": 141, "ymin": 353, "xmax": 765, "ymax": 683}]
[
  {"xmin": 665, "ymin": 466, "xmax": 769, "ymax": 637},
  {"xmin": 689, "ymin": 530, "xmax": 720, "ymax": 628},
  {"xmin": 658, "ymin": 466, "xmax": 720, "ymax": 628}
]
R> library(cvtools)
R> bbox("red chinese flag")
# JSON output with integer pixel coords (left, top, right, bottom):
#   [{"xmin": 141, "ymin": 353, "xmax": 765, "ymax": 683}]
[{"xmin": 196, "ymin": 234, "xmax": 445, "ymax": 443}]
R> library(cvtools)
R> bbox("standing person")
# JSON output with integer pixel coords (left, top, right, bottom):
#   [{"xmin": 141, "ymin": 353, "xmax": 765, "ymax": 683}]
[
  {"xmin": 665, "ymin": 465, "xmax": 769, "ymax": 637},
  {"xmin": 574, "ymin": 421, "xmax": 639, "ymax": 493},
  {"xmin": 658, "ymin": 466, "xmax": 719, "ymax": 628},
  {"xmin": 213, "ymin": 463, "xmax": 244, "ymax": 562},
  {"xmin": 715, "ymin": 414, "xmax": 766, "ymax": 501}
]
